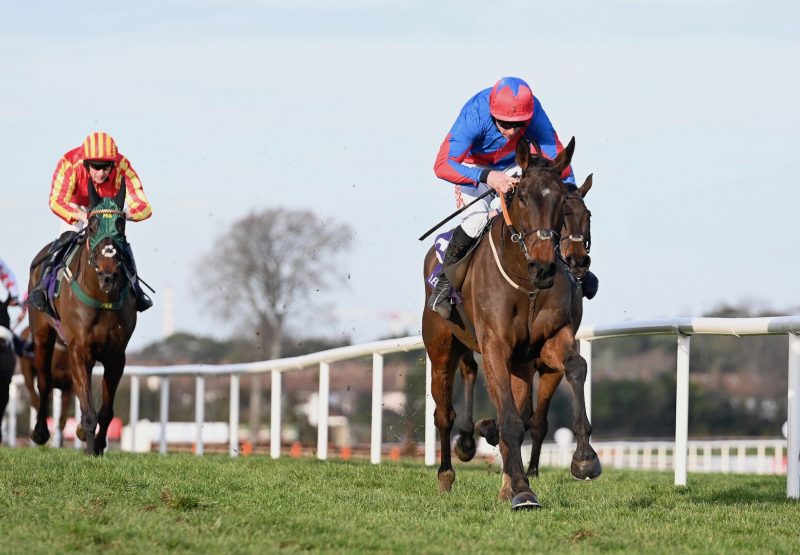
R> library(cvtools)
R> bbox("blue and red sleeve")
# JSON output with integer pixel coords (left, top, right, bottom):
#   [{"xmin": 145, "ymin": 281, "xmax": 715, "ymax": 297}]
[
  {"xmin": 433, "ymin": 109, "xmax": 483, "ymax": 186},
  {"xmin": 526, "ymin": 99, "xmax": 576, "ymax": 185}
]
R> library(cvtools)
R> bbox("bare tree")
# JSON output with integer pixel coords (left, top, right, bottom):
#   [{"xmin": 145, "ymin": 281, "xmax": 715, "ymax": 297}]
[{"xmin": 196, "ymin": 208, "xmax": 353, "ymax": 442}]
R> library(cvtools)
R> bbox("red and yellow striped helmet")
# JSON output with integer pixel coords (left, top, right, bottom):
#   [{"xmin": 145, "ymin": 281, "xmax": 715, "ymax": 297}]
[{"xmin": 82, "ymin": 132, "xmax": 118, "ymax": 162}]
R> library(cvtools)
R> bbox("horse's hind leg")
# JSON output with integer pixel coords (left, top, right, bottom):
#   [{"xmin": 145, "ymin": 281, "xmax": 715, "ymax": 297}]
[
  {"xmin": 527, "ymin": 366, "xmax": 563, "ymax": 477},
  {"xmin": 540, "ymin": 328, "xmax": 601, "ymax": 481},
  {"xmin": 94, "ymin": 357, "xmax": 124, "ymax": 455},
  {"xmin": 454, "ymin": 353, "xmax": 479, "ymax": 462},
  {"xmin": 426, "ymin": 331, "xmax": 467, "ymax": 492},
  {"xmin": 30, "ymin": 331, "xmax": 55, "ymax": 446}
]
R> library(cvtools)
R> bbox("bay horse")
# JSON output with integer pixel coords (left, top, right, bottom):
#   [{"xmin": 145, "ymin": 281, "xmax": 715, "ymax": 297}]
[
  {"xmin": 422, "ymin": 137, "xmax": 601, "ymax": 510},
  {"xmin": 28, "ymin": 180, "xmax": 137, "ymax": 455},
  {"xmin": 448, "ymin": 174, "xmax": 596, "ymax": 477}
]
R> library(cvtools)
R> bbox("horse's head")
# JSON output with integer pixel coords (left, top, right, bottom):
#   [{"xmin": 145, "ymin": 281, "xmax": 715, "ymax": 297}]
[
  {"xmin": 86, "ymin": 179, "xmax": 127, "ymax": 295},
  {"xmin": 561, "ymin": 174, "xmax": 593, "ymax": 279},
  {"xmin": 507, "ymin": 137, "xmax": 574, "ymax": 289}
]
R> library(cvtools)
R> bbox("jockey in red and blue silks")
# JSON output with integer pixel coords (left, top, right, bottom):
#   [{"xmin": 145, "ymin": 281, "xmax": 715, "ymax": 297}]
[{"xmin": 428, "ymin": 77, "xmax": 596, "ymax": 318}]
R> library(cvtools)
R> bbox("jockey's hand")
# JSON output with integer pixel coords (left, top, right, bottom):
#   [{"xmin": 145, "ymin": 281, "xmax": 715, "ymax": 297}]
[
  {"xmin": 487, "ymin": 170, "xmax": 519, "ymax": 195},
  {"xmin": 8, "ymin": 296, "xmax": 19, "ymax": 307},
  {"xmin": 75, "ymin": 211, "xmax": 88, "ymax": 223}
]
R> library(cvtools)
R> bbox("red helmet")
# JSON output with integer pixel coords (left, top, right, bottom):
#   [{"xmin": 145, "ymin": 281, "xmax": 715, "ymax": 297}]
[
  {"xmin": 489, "ymin": 77, "xmax": 534, "ymax": 122},
  {"xmin": 82, "ymin": 131, "xmax": 118, "ymax": 162}
]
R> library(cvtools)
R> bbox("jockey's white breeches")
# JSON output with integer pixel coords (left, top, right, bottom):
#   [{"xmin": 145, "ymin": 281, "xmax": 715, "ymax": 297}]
[{"xmin": 453, "ymin": 165, "xmax": 520, "ymax": 238}]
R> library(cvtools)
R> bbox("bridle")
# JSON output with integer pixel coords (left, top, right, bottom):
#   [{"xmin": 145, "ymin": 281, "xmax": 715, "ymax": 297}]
[
  {"xmin": 559, "ymin": 194, "xmax": 591, "ymax": 254},
  {"xmin": 85, "ymin": 208, "xmax": 125, "ymax": 275},
  {"xmin": 500, "ymin": 174, "xmax": 562, "ymax": 265}
]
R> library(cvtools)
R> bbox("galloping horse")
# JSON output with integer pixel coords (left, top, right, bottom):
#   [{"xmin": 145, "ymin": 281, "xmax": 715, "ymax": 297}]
[
  {"xmin": 28, "ymin": 181, "xmax": 137, "ymax": 455},
  {"xmin": 422, "ymin": 137, "xmax": 601, "ymax": 510},
  {"xmin": 448, "ymin": 173, "xmax": 596, "ymax": 476}
]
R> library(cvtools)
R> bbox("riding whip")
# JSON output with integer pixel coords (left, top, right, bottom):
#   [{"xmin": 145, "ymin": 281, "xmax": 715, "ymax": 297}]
[{"xmin": 418, "ymin": 189, "xmax": 496, "ymax": 241}]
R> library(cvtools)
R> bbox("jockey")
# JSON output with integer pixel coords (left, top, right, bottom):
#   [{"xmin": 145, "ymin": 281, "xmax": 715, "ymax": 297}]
[
  {"xmin": 27, "ymin": 131, "xmax": 153, "ymax": 316},
  {"xmin": 0, "ymin": 257, "xmax": 31, "ymax": 356},
  {"xmin": 429, "ymin": 76, "xmax": 599, "ymax": 318}
]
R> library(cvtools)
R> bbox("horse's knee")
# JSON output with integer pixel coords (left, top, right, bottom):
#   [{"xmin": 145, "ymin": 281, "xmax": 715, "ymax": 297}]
[
  {"xmin": 564, "ymin": 353, "xmax": 587, "ymax": 384},
  {"xmin": 500, "ymin": 415, "xmax": 525, "ymax": 445},
  {"xmin": 434, "ymin": 406, "xmax": 455, "ymax": 432}
]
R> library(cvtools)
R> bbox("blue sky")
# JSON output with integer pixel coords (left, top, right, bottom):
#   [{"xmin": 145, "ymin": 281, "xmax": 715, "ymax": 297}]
[{"xmin": 1, "ymin": 1, "xmax": 798, "ymax": 349}]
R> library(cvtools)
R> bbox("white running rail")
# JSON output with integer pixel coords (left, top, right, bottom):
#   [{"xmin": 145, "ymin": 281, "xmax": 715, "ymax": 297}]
[{"xmin": 3, "ymin": 316, "xmax": 799, "ymax": 499}]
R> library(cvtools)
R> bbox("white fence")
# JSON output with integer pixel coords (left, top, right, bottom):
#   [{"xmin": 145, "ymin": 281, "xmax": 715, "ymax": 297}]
[{"xmin": 3, "ymin": 316, "xmax": 799, "ymax": 499}]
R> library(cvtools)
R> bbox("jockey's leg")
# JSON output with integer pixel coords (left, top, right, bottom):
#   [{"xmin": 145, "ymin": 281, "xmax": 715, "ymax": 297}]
[
  {"xmin": 27, "ymin": 230, "xmax": 77, "ymax": 316},
  {"xmin": 121, "ymin": 242, "xmax": 152, "ymax": 312},
  {"xmin": 427, "ymin": 183, "xmax": 491, "ymax": 319}
]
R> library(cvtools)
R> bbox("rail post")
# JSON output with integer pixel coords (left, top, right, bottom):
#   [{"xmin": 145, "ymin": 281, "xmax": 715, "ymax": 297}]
[
  {"xmin": 318, "ymin": 361, "xmax": 330, "ymax": 460},
  {"xmin": 788, "ymin": 333, "xmax": 800, "ymax": 498},
  {"xmin": 229, "ymin": 374, "xmax": 239, "ymax": 457},
  {"xmin": 371, "ymin": 353, "xmax": 383, "ymax": 464},
  {"xmin": 675, "ymin": 334, "xmax": 691, "ymax": 486},
  {"xmin": 270, "ymin": 370, "xmax": 282, "ymax": 459},
  {"xmin": 159, "ymin": 376, "xmax": 170, "ymax": 455},
  {"xmin": 195, "ymin": 376, "xmax": 205, "ymax": 456}
]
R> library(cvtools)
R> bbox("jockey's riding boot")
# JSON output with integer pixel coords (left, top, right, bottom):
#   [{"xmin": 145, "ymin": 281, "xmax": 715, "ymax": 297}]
[
  {"xmin": 427, "ymin": 226, "xmax": 475, "ymax": 319},
  {"xmin": 27, "ymin": 231, "xmax": 76, "ymax": 316},
  {"xmin": 581, "ymin": 270, "xmax": 599, "ymax": 300},
  {"xmin": 122, "ymin": 242, "xmax": 153, "ymax": 312}
]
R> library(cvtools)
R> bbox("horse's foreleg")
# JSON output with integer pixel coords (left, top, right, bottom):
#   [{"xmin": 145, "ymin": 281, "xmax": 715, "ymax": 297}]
[
  {"xmin": 539, "ymin": 328, "xmax": 601, "ymax": 481},
  {"xmin": 69, "ymin": 347, "xmax": 98, "ymax": 456},
  {"xmin": 527, "ymin": 367, "xmax": 563, "ymax": 477},
  {"xmin": 454, "ymin": 353, "xmax": 478, "ymax": 462},
  {"xmin": 94, "ymin": 358, "xmax": 124, "ymax": 455},
  {"xmin": 482, "ymin": 346, "xmax": 539, "ymax": 510},
  {"xmin": 30, "ymin": 339, "xmax": 54, "ymax": 446}
]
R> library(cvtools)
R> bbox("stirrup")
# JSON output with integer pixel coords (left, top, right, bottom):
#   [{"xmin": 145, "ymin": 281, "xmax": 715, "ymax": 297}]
[{"xmin": 428, "ymin": 285, "xmax": 452, "ymax": 319}]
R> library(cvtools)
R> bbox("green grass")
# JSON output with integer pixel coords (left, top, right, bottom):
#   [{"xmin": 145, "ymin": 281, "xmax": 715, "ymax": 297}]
[{"xmin": 0, "ymin": 448, "xmax": 797, "ymax": 554}]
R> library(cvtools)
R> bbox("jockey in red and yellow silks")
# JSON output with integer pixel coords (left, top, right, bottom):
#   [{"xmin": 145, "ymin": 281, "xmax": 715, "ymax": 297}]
[
  {"xmin": 28, "ymin": 132, "xmax": 153, "ymax": 315},
  {"xmin": 49, "ymin": 134, "xmax": 152, "ymax": 226}
]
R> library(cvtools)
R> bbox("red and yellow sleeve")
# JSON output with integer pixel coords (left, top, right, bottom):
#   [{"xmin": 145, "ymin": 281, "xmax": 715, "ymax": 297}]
[
  {"xmin": 118, "ymin": 157, "xmax": 152, "ymax": 221},
  {"xmin": 49, "ymin": 157, "xmax": 81, "ymax": 224}
]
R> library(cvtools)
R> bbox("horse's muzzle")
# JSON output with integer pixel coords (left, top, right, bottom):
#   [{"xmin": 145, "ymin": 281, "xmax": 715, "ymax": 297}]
[
  {"xmin": 98, "ymin": 271, "xmax": 119, "ymax": 294},
  {"xmin": 529, "ymin": 260, "xmax": 556, "ymax": 289},
  {"xmin": 566, "ymin": 254, "xmax": 591, "ymax": 279}
]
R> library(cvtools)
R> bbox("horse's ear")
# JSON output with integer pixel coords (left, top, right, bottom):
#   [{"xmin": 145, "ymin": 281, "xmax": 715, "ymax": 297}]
[
  {"xmin": 552, "ymin": 137, "xmax": 575, "ymax": 176},
  {"xmin": 516, "ymin": 137, "xmax": 531, "ymax": 171},
  {"xmin": 578, "ymin": 173, "xmax": 593, "ymax": 198},
  {"xmin": 88, "ymin": 180, "xmax": 100, "ymax": 208},
  {"xmin": 529, "ymin": 139, "xmax": 542, "ymax": 158},
  {"xmin": 115, "ymin": 176, "xmax": 127, "ymax": 210}
]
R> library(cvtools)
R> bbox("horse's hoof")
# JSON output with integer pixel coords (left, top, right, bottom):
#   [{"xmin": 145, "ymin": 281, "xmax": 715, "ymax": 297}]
[
  {"xmin": 31, "ymin": 427, "xmax": 50, "ymax": 446},
  {"xmin": 511, "ymin": 492, "xmax": 542, "ymax": 511},
  {"xmin": 454, "ymin": 435, "xmax": 476, "ymax": 462},
  {"xmin": 76, "ymin": 427, "xmax": 86, "ymax": 442},
  {"xmin": 438, "ymin": 469, "xmax": 455, "ymax": 492},
  {"xmin": 571, "ymin": 455, "xmax": 602, "ymax": 481},
  {"xmin": 475, "ymin": 419, "xmax": 499, "ymax": 447},
  {"xmin": 526, "ymin": 466, "xmax": 540, "ymax": 478}
]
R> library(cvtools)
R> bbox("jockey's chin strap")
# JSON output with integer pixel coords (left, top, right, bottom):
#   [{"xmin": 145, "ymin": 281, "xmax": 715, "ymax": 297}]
[{"xmin": 498, "ymin": 186, "xmax": 559, "ymax": 264}]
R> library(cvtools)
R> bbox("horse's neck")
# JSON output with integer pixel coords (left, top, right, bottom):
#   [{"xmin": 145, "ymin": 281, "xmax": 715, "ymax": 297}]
[{"xmin": 493, "ymin": 218, "xmax": 529, "ymax": 277}]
